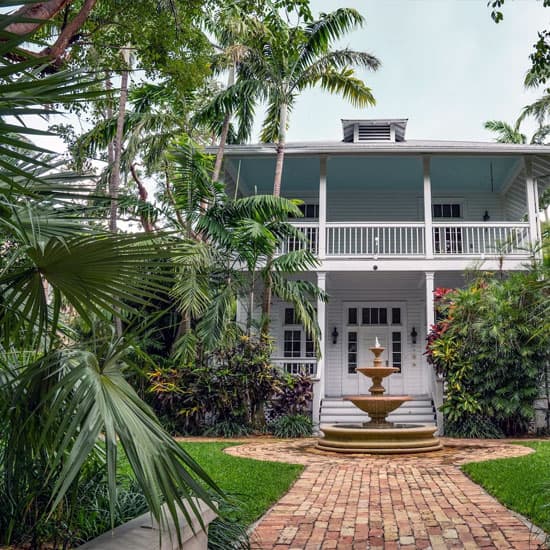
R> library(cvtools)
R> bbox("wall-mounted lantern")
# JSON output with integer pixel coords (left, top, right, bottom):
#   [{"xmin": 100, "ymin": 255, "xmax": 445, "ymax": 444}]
[
  {"xmin": 331, "ymin": 327, "xmax": 339, "ymax": 345},
  {"xmin": 410, "ymin": 326, "xmax": 418, "ymax": 345},
  {"xmin": 483, "ymin": 210, "xmax": 490, "ymax": 222}
]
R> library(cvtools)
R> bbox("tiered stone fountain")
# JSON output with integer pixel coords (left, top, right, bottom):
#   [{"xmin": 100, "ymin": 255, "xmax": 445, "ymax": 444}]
[{"xmin": 317, "ymin": 340, "xmax": 442, "ymax": 454}]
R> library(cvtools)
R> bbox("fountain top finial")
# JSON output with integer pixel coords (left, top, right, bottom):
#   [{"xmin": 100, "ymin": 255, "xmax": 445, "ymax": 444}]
[{"xmin": 375, "ymin": 336, "xmax": 380, "ymax": 348}]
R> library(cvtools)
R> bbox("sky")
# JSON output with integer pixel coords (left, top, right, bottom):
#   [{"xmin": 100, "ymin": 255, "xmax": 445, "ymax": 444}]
[{"xmin": 261, "ymin": 0, "xmax": 550, "ymax": 143}]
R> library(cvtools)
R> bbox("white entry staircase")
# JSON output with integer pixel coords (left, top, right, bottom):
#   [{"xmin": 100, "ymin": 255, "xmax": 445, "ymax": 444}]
[{"xmin": 320, "ymin": 395, "xmax": 437, "ymax": 426}]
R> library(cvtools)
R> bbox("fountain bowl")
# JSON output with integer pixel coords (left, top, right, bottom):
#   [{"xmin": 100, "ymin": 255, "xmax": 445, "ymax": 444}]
[
  {"xmin": 344, "ymin": 395, "xmax": 411, "ymax": 418},
  {"xmin": 317, "ymin": 423, "xmax": 442, "ymax": 454}
]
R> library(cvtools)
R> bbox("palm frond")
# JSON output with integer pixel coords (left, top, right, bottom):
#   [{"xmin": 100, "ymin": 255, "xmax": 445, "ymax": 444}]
[
  {"xmin": 317, "ymin": 67, "xmax": 376, "ymax": 108},
  {"xmin": 2, "ymin": 343, "xmax": 221, "ymax": 545},
  {"xmin": 296, "ymin": 8, "xmax": 367, "ymax": 71}
]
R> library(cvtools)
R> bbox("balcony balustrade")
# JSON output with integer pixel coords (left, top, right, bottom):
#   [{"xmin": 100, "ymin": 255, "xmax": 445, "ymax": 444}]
[{"xmin": 283, "ymin": 221, "xmax": 532, "ymax": 258}]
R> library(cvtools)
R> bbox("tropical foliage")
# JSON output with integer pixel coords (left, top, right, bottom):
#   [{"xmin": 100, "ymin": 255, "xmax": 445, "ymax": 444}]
[
  {"xmin": 208, "ymin": 7, "xmax": 380, "ymax": 196},
  {"xmin": 0, "ymin": 9, "xmax": 222, "ymax": 549},
  {"xmin": 426, "ymin": 269, "xmax": 550, "ymax": 438}
]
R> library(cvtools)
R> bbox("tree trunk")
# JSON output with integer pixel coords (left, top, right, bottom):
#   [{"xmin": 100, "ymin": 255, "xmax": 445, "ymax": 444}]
[
  {"xmin": 261, "ymin": 102, "xmax": 288, "ymax": 335},
  {"xmin": 46, "ymin": 0, "xmax": 97, "ymax": 62},
  {"xmin": 5, "ymin": 0, "xmax": 97, "ymax": 66},
  {"xmin": 109, "ymin": 61, "xmax": 129, "ymax": 233},
  {"xmin": 211, "ymin": 65, "xmax": 235, "ymax": 190},
  {"xmin": 109, "ymin": 56, "xmax": 130, "ymax": 336},
  {"xmin": 272, "ymin": 102, "xmax": 288, "ymax": 197},
  {"xmin": 5, "ymin": 0, "xmax": 74, "ymax": 36}
]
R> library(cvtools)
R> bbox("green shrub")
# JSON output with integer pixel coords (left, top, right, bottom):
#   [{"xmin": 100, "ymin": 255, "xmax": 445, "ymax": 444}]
[
  {"xmin": 270, "ymin": 414, "xmax": 313, "ymax": 438},
  {"xmin": 427, "ymin": 268, "xmax": 549, "ymax": 437},
  {"xmin": 271, "ymin": 373, "xmax": 313, "ymax": 417},
  {"xmin": 148, "ymin": 336, "xmax": 282, "ymax": 435}
]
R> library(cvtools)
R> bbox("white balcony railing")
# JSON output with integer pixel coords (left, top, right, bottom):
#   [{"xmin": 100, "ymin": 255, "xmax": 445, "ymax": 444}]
[
  {"xmin": 271, "ymin": 357, "xmax": 318, "ymax": 378},
  {"xmin": 432, "ymin": 222, "xmax": 530, "ymax": 256},
  {"xmin": 284, "ymin": 221, "xmax": 532, "ymax": 258},
  {"xmin": 326, "ymin": 222, "xmax": 425, "ymax": 257},
  {"xmin": 280, "ymin": 222, "xmax": 318, "ymax": 255}
]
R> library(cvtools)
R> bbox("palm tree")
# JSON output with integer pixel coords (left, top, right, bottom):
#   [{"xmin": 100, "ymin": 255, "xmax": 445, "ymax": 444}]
[
  {"xmin": 199, "ymin": 4, "xmax": 261, "ymax": 182},
  {"xmin": 167, "ymin": 139, "xmax": 328, "ymax": 358},
  {"xmin": 220, "ymin": 8, "xmax": 381, "ymax": 196},
  {"xmin": 213, "ymin": 8, "xmax": 380, "ymax": 331}
]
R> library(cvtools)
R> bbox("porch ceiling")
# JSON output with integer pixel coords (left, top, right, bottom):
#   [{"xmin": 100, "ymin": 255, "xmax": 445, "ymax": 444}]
[{"xmin": 226, "ymin": 155, "xmax": 521, "ymax": 195}]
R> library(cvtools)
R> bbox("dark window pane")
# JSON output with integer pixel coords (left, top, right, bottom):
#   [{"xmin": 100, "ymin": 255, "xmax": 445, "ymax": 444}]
[
  {"xmin": 348, "ymin": 332, "xmax": 357, "ymax": 342},
  {"xmin": 362, "ymin": 308, "xmax": 370, "ymax": 324},
  {"xmin": 284, "ymin": 308, "xmax": 295, "ymax": 325},
  {"xmin": 392, "ymin": 308, "xmax": 401, "ymax": 325},
  {"xmin": 349, "ymin": 343, "xmax": 357, "ymax": 353},
  {"xmin": 392, "ymin": 342, "xmax": 400, "ymax": 352},
  {"xmin": 371, "ymin": 308, "xmax": 379, "ymax": 324},
  {"xmin": 379, "ymin": 308, "xmax": 387, "ymax": 324},
  {"xmin": 348, "ymin": 308, "xmax": 357, "ymax": 325},
  {"xmin": 305, "ymin": 333, "xmax": 314, "ymax": 357},
  {"xmin": 392, "ymin": 331, "xmax": 401, "ymax": 342},
  {"xmin": 433, "ymin": 204, "xmax": 442, "ymax": 218},
  {"xmin": 451, "ymin": 204, "xmax": 461, "ymax": 217},
  {"xmin": 442, "ymin": 204, "xmax": 451, "ymax": 217}
]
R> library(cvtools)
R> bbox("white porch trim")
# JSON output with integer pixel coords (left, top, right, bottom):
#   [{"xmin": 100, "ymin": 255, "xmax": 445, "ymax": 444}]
[
  {"xmin": 425, "ymin": 271, "xmax": 435, "ymax": 335},
  {"xmin": 312, "ymin": 271, "xmax": 326, "ymax": 427}
]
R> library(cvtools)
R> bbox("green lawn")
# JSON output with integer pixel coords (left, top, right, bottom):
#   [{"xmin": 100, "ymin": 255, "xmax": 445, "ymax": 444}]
[
  {"xmin": 462, "ymin": 441, "xmax": 550, "ymax": 534},
  {"xmin": 119, "ymin": 441, "xmax": 303, "ymax": 525}
]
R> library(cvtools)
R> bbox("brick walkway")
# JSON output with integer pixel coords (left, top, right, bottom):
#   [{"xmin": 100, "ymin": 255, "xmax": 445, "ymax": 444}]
[{"xmin": 225, "ymin": 438, "xmax": 547, "ymax": 550}]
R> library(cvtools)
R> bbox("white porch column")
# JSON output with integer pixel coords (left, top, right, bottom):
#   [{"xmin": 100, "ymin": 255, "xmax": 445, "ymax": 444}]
[
  {"xmin": 312, "ymin": 271, "xmax": 326, "ymax": 428},
  {"xmin": 425, "ymin": 271, "xmax": 435, "ymax": 335},
  {"xmin": 423, "ymin": 156, "xmax": 434, "ymax": 259},
  {"xmin": 524, "ymin": 157, "xmax": 541, "ymax": 255},
  {"xmin": 318, "ymin": 156, "xmax": 327, "ymax": 260}
]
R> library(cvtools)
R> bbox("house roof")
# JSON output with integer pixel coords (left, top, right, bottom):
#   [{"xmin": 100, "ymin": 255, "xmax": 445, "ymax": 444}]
[{"xmin": 212, "ymin": 139, "xmax": 550, "ymax": 157}]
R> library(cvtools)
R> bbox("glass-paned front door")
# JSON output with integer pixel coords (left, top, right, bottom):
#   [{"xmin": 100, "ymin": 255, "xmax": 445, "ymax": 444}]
[{"xmin": 342, "ymin": 303, "xmax": 405, "ymax": 395}]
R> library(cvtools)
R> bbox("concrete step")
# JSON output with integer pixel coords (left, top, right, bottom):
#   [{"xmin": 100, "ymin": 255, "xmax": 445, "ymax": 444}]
[{"xmin": 320, "ymin": 396, "xmax": 437, "ymax": 426}]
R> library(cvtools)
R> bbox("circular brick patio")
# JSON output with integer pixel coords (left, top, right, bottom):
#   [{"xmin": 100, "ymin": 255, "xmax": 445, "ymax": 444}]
[{"xmin": 225, "ymin": 438, "xmax": 547, "ymax": 549}]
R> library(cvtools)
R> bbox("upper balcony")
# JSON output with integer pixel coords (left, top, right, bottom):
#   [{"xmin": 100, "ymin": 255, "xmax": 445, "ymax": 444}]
[{"xmin": 219, "ymin": 146, "xmax": 547, "ymax": 268}]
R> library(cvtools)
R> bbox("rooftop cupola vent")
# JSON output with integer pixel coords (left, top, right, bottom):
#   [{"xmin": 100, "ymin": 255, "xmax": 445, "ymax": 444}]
[{"xmin": 341, "ymin": 119, "xmax": 408, "ymax": 143}]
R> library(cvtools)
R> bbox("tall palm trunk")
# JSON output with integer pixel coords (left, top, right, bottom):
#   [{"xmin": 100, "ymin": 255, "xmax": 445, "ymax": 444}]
[
  {"xmin": 212, "ymin": 65, "xmax": 235, "ymax": 182},
  {"xmin": 109, "ymin": 62, "xmax": 129, "ymax": 232},
  {"xmin": 261, "ymin": 102, "xmax": 288, "ymax": 335},
  {"xmin": 109, "ymin": 55, "xmax": 129, "ymax": 336},
  {"xmin": 272, "ymin": 102, "xmax": 287, "ymax": 197}
]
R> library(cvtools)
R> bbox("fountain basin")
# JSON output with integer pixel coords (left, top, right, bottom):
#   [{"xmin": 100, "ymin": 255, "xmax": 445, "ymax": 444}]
[
  {"xmin": 356, "ymin": 366, "xmax": 399, "ymax": 378},
  {"xmin": 344, "ymin": 395, "xmax": 411, "ymax": 419},
  {"xmin": 317, "ymin": 423, "xmax": 442, "ymax": 454}
]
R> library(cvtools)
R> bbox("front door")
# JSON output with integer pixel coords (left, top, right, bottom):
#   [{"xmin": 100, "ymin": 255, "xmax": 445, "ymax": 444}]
[{"xmin": 342, "ymin": 303, "xmax": 405, "ymax": 395}]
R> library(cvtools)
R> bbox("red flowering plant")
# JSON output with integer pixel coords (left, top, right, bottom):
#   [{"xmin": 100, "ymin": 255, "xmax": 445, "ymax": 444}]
[{"xmin": 425, "ymin": 287, "xmax": 455, "ymax": 377}]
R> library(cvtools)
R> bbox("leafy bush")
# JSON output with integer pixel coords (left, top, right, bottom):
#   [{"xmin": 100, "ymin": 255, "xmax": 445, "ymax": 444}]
[
  {"xmin": 149, "ymin": 336, "xmax": 282, "ymax": 434},
  {"xmin": 270, "ymin": 414, "xmax": 313, "ymax": 438},
  {"xmin": 0, "ymin": 459, "xmax": 147, "ymax": 549},
  {"xmin": 427, "ymin": 268, "xmax": 549, "ymax": 437},
  {"xmin": 270, "ymin": 373, "xmax": 313, "ymax": 417}
]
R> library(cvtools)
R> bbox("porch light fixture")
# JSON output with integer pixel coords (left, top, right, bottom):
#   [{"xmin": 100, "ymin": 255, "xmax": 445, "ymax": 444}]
[
  {"xmin": 483, "ymin": 210, "xmax": 490, "ymax": 222},
  {"xmin": 332, "ymin": 327, "xmax": 339, "ymax": 345},
  {"xmin": 410, "ymin": 326, "xmax": 418, "ymax": 345}
]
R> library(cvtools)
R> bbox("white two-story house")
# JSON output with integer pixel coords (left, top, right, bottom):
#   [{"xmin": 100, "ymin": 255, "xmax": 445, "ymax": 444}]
[{"xmin": 218, "ymin": 119, "xmax": 548, "ymax": 429}]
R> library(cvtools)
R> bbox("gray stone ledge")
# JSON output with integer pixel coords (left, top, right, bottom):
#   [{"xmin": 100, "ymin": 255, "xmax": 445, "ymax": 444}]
[{"xmin": 78, "ymin": 499, "xmax": 217, "ymax": 550}]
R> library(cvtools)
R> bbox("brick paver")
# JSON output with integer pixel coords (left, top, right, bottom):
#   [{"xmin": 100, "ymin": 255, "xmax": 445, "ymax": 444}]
[{"xmin": 225, "ymin": 438, "xmax": 547, "ymax": 549}]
